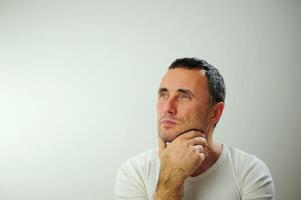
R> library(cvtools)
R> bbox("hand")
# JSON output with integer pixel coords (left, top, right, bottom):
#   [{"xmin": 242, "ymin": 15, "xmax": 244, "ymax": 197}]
[{"xmin": 158, "ymin": 130, "xmax": 207, "ymax": 187}]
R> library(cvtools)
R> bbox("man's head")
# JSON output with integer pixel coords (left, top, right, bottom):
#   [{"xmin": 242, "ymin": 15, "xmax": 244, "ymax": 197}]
[{"xmin": 157, "ymin": 57, "xmax": 225, "ymax": 142}]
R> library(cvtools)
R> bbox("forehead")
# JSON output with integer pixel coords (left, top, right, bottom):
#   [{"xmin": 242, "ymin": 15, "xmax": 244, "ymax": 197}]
[{"xmin": 159, "ymin": 68, "xmax": 208, "ymax": 92}]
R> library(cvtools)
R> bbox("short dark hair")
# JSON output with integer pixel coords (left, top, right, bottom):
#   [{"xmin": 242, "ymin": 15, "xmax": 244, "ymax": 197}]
[{"xmin": 169, "ymin": 57, "xmax": 225, "ymax": 106}]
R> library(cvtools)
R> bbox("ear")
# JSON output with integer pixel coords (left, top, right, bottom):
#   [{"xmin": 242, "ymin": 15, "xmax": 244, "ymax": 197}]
[{"xmin": 210, "ymin": 102, "xmax": 224, "ymax": 127}]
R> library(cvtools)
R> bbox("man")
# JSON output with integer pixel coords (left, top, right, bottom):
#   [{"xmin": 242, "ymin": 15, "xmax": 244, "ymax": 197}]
[{"xmin": 115, "ymin": 58, "xmax": 274, "ymax": 200}]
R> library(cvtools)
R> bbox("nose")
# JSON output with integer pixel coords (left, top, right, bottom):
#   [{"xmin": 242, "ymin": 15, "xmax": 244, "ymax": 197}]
[{"xmin": 162, "ymin": 97, "xmax": 177, "ymax": 116}]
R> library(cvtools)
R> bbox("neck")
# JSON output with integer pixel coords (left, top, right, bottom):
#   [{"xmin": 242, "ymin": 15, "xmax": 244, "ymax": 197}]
[{"xmin": 190, "ymin": 142, "xmax": 223, "ymax": 177}]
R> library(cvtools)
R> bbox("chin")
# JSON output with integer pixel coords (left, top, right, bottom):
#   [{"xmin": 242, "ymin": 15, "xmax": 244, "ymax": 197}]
[
  {"xmin": 159, "ymin": 131, "xmax": 179, "ymax": 143},
  {"xmin": 160, "ymin": 135, "xmax": 175, "ymax": 143}
]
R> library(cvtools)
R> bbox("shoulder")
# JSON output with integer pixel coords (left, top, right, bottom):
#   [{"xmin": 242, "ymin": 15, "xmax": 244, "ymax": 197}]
[
  {"xmin": 225, "ymin": 145, "xmax": 274, "ymax": 199},
  {"xmin": 225, "ymin": 145, "xmax": 271, "ymax": 176},
  {"xmin": 115, "ymin": 148, "xmax": 159, "ymax": 198},
  {"xmin": 119, "ymin": 148, "xmax": 158, "ymax": 171},
  {"xmin": 226, "ymin": 145, "xmax": 265, "ymax": 167},
  {"xmin": 116, "ymin": 148, "xmax": 159, "ymax": 183}
]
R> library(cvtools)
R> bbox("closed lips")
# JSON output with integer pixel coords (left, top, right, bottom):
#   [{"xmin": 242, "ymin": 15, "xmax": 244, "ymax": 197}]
[{"xmin": 161, "ymin": 119, "xmax": 179, "ymax": 124}]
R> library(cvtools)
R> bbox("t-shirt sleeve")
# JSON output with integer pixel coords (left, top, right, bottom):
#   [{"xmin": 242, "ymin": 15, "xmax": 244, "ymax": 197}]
[
  {"xmin": 115, "ymin": 159, "xmax": 149, "ymax": 200},
  {"xmin": 240, "ymin": 156, "xmax": 275, "ymax": 200}
]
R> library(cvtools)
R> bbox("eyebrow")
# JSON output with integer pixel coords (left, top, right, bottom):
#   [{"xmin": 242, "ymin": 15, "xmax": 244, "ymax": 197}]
[
  {"xmin": 158, "ymin": 88, "xmax": 168, "ymax": 94},
  {"xmin": 158, "ymin": 87, "xmax": 196, "ymax": 98}
]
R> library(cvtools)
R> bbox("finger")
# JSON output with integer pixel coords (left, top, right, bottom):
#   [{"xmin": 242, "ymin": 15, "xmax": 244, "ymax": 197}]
[
  {"xmin": 193, "ymin": 145, "xmax": 204, "ymax": 154},
  {"xmin": 198, "ymin": 152, "xmax": 206, "ymax": 161},
  {"xmin": 158, "ymin": 137, "xmax": 167, "ymax": 153},
  {"xmin": 204, "ymin": 148, "xmax": 209, "ymax": 158},
  {"xmin": 191, "ymin": 137, "xmax": 207, "ymax": 147},
  {"xmin": 179, "ymin": 129, "xmax": 205, "ymax": 139}
]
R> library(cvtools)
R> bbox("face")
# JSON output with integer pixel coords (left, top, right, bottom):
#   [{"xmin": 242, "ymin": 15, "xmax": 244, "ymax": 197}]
[{"xmin": 157, "ymin": 68, "xmax": 213, "ymax": 142}]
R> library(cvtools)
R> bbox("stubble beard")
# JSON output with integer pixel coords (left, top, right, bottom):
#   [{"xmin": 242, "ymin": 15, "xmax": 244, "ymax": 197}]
[
  {"xmin": 157, "ymin": 123, "xmax": 190, "ymax": 143},
  {"xmin": 157, "ymin": 118, "xmax": 209, "ymax": 143},
  {"xmin": 158, "ymin": 131, "xmax": 176, "ymax": 143}
]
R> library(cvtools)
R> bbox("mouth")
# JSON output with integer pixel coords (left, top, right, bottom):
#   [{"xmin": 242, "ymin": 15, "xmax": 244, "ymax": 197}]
[{"xmin": 160, "ymin": 119, "xmax": 179, "ymax": 128}]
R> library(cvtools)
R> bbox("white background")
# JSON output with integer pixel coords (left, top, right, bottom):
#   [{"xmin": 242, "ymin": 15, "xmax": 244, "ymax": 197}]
[{"xmin": 0, "ymin": 1, "xmax": 300, "ymax": 199}]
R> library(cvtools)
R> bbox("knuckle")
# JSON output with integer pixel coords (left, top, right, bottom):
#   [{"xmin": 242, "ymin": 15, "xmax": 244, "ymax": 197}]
[
  {"xmin": 191, "ymin": 138, "xmax": 198, "ymax": 144},
  {"xmin": 192, "ymin": 131, "xmax": 198, "ymax": 137},
  {"xmin": 193, "ymin": 137, "xmax": 203, "ymax": 144}
]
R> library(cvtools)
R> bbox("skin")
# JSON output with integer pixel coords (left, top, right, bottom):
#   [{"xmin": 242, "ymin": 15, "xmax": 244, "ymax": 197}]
[{"xmin": 155, "ymin": 68, "xmax": 224, "ymax": 200}]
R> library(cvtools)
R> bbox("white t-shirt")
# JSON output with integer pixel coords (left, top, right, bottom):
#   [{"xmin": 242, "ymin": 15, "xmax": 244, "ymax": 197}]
[{"xmin": 115, "ymin": 144, "xmax": 274, "ymax": 200}]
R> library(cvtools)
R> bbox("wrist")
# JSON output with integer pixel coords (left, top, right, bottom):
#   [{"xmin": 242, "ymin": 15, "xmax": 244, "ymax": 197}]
[
  {"xmin": 157, "ymin": 177, "xmax": 185, "ymax": 191},
  {"xmin": 155, "ymin": 180, "xmax": 184, "ymax": 200},
  {"xmin": 159, "ymin": 165, "xmax": 188, "ymax": 185},
  {"xmin": 155, "ymin": 169, "xmax": 186, "ymax": 200}
]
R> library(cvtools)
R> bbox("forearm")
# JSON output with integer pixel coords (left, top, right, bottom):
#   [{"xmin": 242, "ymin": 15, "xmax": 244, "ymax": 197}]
[
  {"xmin": 154, "ymin": 181, "xmax": 184, "ymax": 200},
  {"xmin": 155, "ymin": 131, "xmax": 207, "ymax": 199},
  {"xmin": 154, "ymin": 171, "xmax": 186, "ymax": 200}
]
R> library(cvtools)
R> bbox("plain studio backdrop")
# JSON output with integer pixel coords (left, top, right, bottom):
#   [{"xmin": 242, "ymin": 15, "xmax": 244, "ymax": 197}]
[{"xmin": 0, "ymin": 1, "xmax": 300, "ymax": 199}]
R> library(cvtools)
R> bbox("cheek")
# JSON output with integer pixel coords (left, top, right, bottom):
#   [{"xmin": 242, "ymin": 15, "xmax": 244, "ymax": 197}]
[
  {"xmin": 184, "ymin": 105, "xmax": 208, "ymax": 122},
  {"xmin": 181, "ymin": 105, "xmax": 197, "ymax": 120},
  {"xmin": 196, "ymin": 107, "xmax": 211, "ymax": 123}
]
